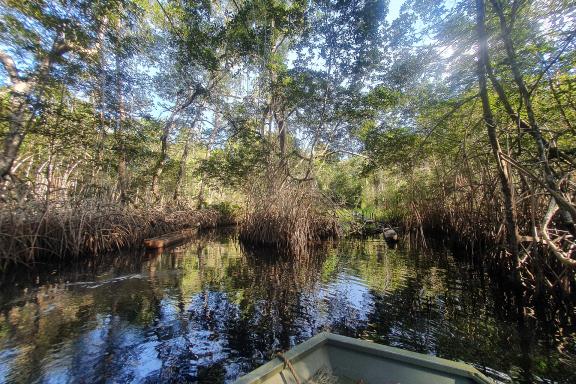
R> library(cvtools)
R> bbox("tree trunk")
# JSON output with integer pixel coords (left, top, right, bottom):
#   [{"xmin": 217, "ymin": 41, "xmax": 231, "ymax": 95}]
[
  {"xmin": 476, "ymin": 0, "xmax": 520, "ymax": 265},
  {"xmin": 277, "ymin": 112, "xmax": 286, "ymax": 158},
  {"xmin": 548, "ymin": 76, "xmax": 574, "ymax": 134},
  {"xmin": 489, "ymin": 0, "xmax": 576, "ymax": 226},
  {"xmin": 197, "ymin": 107, "xmax": 220, "ymax": 209},
  {"xmin": 0, "ymin": 34, "xmax": 72, "ymax": 181},
  {"xmin": 114, "ymin": 38, "xmax": 129, "ymax": 203},
  {"xmin": 0, "ymin": 98, "xmax": 27, "ymax": 179},
  {"xmin": 150, "ymin": 87, "xmax": 203, "ymax": 199},
  {"xmin": 92, "ymin": 17, "xmax": 109, "ymax": 183},
  {"xmin": 173, "ymin": 113, "xmax": 201, "ymax": 201}
]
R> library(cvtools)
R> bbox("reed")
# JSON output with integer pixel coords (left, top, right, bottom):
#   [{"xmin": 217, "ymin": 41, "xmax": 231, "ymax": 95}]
[
  {"xmin": 396, "ymin": 168, "xmax": 576, "ymax": 301},
  {"xmin": 239, "ymin": 178, "xmax": 341, "ymax": 254},
  {"xmin": 0, "ymin": 198, "xmax": 222, "ymax": 267}
]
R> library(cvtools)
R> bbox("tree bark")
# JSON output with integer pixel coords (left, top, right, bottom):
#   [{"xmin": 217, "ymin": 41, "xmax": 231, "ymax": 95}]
[
  {"xmin": 114, "ymin": 35, "xmax": 129, "ymax": 203},
  {"xmin": 0, "ymin": 98, "xmax": 27, "ymax": 179},
  {"xmin": 547, "ymin": 76, "xmax": 574, "ymax": 134},
  {"xmin": 92, "ymin": 17, "xmax": 109, "ymax": 182},
  {"xmin": 488, "ymin": 0, "xmax": 576, "ymax": 225},
  {"xmin": 150, "ymin": 86, "xmax": 204, "ymax": 199},
  {"xmin": 476, "ymin": 0, "xmax": 520, "ymax": 263},
  {"xmin": 173, "ymin": 112, "xmax": 201, "ymax": 201},
  {"xmin": 0, "ymin": 34, "xmax": 74, "ymax": 180}
]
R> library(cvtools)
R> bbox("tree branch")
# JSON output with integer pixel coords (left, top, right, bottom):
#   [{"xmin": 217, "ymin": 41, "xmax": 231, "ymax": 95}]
[
  {"xmin": 334, "ymin": 149, "xmax": 371, "ymax": 159},
  {"xmin": 0, "ymin": 50, "xmax": 20, "ymax": 84},
  {"xmin": 499, "ymin": 152, "xmax": 576, "ymax": 219},
  {"xmin": 529, "ymin": 29, "xmax": 576, "ymax": 96},
  {"xmin": 416, "ymin": 93, "xmax": 480, "ymax": 155},
  {"xmin": 542, "ymin": 199, "xmax": 576, "ymax": 268}
]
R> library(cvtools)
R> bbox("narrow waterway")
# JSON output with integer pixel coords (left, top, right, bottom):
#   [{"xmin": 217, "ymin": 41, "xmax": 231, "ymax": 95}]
[{"xmin": 0, "ymin": 230, "xmax": 574, "ymax": 383}]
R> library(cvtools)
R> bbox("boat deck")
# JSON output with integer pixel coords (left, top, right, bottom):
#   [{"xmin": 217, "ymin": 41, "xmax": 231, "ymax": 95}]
[{"xmin": 235, "ymin": 333, "xmax": 493, "ymax": 384}]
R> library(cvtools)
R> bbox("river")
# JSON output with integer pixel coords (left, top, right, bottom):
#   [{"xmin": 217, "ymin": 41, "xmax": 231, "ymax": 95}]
[{"xmin": 0, "ymin": 230, "xmax": 574, "ymax": 383}]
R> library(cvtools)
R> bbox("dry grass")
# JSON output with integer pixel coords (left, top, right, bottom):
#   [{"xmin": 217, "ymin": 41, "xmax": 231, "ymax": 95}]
[
  {"xmin": 399, "ymin": 169, "xmax": 576, "ymax": 301},
  {"xmin": 0, "ymin": 199, "xmax": 222, "ymax": 267},
  {"xmin": 239, "ymin": 177, "xmax": 341, "ymax": 255}
]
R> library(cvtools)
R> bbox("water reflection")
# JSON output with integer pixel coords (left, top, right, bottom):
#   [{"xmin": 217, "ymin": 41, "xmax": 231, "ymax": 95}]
[{"xmin": 0, "ymin": 231, "xmax": 574, "ymax": 383}]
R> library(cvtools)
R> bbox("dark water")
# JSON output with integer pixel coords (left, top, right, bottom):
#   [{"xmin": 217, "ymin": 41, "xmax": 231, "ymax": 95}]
[{"xmin": 0, "ymin": 230, "xmax": 574, "ymax": 383}]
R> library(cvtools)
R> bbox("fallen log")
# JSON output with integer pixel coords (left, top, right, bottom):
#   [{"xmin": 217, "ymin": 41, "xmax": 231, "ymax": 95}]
[{"xmin": 143, "ymin": 228, "xmax": 198, "ymax": 249}]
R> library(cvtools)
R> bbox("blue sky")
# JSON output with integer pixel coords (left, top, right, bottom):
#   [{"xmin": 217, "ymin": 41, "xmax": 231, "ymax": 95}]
[
  {"xmin": 0, "ymin": 0, "xmax": 410, "ymax": 120},
  {"xmin": 388, "ymin": 0, "xmax": 405, "ymax": 22}
]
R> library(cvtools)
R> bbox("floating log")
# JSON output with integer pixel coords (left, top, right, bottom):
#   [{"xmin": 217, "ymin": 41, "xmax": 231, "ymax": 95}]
[{"xmin": 143, "ymin": 228, "xmax": 198, "ymax": 249}]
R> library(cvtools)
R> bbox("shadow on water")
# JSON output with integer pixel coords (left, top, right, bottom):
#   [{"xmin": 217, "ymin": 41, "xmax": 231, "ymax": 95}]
[{"xmin": 0, "ymin": 229, "xmax": 575, "ymax": 383}]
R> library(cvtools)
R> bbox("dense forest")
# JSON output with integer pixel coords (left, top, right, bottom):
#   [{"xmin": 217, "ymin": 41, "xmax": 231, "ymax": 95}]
[{"xmin": 1, "ymin": 0, "xmax": 575, "ymax": 306}]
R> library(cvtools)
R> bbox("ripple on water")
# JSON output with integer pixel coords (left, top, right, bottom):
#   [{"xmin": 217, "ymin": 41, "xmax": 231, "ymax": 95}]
[{"xmin": 0, "ymin": 235, "xmax": 573, "ymax": 384}]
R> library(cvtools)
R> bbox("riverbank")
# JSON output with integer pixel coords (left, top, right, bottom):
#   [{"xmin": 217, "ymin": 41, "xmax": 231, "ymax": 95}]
[{"xmin": 0, "ymin": 200, "xmax": 235, "ymax": 267}]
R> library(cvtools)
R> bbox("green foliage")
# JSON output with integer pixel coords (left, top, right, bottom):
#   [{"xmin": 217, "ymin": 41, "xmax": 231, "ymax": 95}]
[
  {"xmin": 208, "ymin": 201, "xmax": 241, "ymax": 218},
  {"xmin": 362, "ymin": 126, "xmax": 419, "ymax": 172},
  {"xmin": 317, "ymin": 159, "xmax": 363, "ymax": 208},
  {"xmin": 197, "ymin": 127, "xmax": 270, "ymax": 189}
]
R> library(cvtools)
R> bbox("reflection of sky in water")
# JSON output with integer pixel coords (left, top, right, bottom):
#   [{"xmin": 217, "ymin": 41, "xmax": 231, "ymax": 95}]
[
  {"xmin": 0, "ymin": 349, "xmax": 15, "ymax": 383},
  {"xmin": 0, "ymin": 235, "xmax": 573, "ymax": 384},
  {"xmin": 324, "ymin": 272, "xmax": 373, "ymax": 320}
]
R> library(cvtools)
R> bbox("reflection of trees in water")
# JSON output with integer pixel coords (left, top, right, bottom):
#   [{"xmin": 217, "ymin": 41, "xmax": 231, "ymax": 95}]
[
  {"xmin": 208, "ymin": 244, "xmax": 329, "ymax": 367},
  {"xmin": 334, "ymin": 240, "xmax": 409, "ymax": 294},
  {"xmin": 0, "ymin": 234, "xmax": 575, "ymax": 383},
  {"xmin": 0, "ymin": 239, "xmax": 465, "ymax": 382},
  {"xmin": 0, "ymin": 276, "xmax": 162, "ymax": 383},
  {"xmin": 223, "ymin": 241, "xmax": 409, "ymax": 353},
  {"xmin": 362, "ymin": 245, "xmax": 576, "ymax": 384}
]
